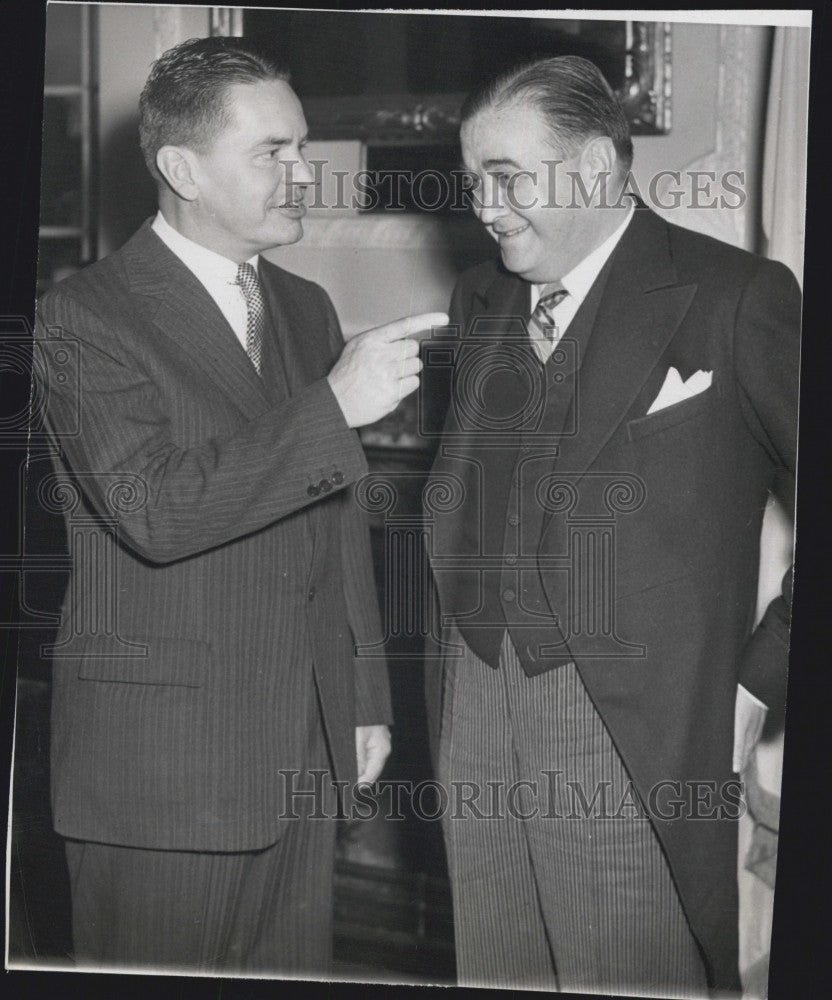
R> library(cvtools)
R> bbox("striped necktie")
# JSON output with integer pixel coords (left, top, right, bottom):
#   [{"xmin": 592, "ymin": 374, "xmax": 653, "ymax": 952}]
[
  {"xmin": 236, "ymin": 262, "xmax": 264, "ymax": 376},
  {"xmin": 528, "ymin": 282, "xmax": 568, "ymax": 360}
]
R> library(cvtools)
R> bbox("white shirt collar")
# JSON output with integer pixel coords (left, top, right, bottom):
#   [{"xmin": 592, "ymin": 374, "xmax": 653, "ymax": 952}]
[
  {"xmin": 537, "ymin": 202, "xmax": 634, "ymax": 308},
  {"xmin": 151, "ymin": 210, "xmax": 258, "ymax": 285}
]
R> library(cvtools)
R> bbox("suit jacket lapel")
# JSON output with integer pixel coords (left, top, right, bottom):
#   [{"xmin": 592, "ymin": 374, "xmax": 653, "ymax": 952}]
[
  {"xmin": 552, "ymin": 208, "xmax": 698, "ymax": 478},
  {"xmin": 259, "ymin": 262, "xmax": 331, "ymax": 395},
  {"xmin": 463, "ymin": 265, "xmax": 531, "ymax": 437},
  {"xmin": 478, "ymin": 264, "xmax": 530, "ymax": 321},
  {"xmin": 123, "ymin": 221, "xmax": 273, "ymax": 421},
  {"xmin": 433, "ymin": 265, "xmax": 529, "ymax": 482},
  {"xmin": 255, "ymin": 269, "xmax": 291, "ymax": 404}
]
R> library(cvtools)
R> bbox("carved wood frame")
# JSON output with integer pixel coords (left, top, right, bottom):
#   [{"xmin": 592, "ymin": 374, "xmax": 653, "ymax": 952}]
[{"xmin": 209, "ymin": 11, "xmax": 671, "ymax": 141}]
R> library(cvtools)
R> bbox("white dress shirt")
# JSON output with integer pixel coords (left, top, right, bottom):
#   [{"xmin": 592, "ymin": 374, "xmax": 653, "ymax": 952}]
[
  {"xmin": 151, "ymin": 211, "xmax": 258, "ymax": 350},
  {"xmin": 528, "ymin": 203, "xmax": 634, "ymax": 363}
]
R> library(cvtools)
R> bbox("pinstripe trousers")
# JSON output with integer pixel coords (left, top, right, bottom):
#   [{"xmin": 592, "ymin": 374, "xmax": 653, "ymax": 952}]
[
  {"xmin": 64, "ymin": 679, "xmax": 337, "ymax": 976},
  {"xmin": 439, "ymin": 631, "xmax": 709, "ymax": 996}
]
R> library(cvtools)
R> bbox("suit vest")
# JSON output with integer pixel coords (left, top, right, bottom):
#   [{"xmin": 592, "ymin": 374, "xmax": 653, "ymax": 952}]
[{"xmin": 454, "ymin": 259, "xmax": 615, "ymax": 675}]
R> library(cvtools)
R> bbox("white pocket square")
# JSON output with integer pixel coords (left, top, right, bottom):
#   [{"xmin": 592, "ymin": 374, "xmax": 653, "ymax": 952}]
[{"xmin": 647, "ymin": 367, "xmax": 712, "ymax": 415}]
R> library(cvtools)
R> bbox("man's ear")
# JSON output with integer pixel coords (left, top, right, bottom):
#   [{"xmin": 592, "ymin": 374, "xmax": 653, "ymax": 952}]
[
  {"xmin": 578, "ymin": 136, "xmax": 618, "ymax": 201},
  {"xmin": 155, "ymin": 146, "xmax": 200, "ymax": 201}
]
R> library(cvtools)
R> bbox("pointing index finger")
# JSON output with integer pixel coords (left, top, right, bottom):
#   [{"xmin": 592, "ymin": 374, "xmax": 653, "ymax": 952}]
[{"xmin": 378, "ymin": 312, "xmax": 450, "ymax": 343}]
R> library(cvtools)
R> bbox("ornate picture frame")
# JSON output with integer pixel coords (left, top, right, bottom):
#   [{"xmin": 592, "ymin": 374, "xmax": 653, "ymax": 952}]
[{"xmin": 211, "ymin": 12, "xmax": 671, "ymax": 141}]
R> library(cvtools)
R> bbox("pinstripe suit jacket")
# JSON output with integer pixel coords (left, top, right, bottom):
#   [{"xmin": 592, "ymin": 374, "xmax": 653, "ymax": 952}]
[{"xmin": 35, "ymin": 220, "xmax": 391, "ymax": 852}]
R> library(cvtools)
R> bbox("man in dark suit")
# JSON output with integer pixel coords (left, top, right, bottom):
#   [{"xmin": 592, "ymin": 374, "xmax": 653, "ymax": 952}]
[
  {"xmin": 425, "ymin": 56, "xmax": 799, "ymax": 995},
  {"xmin": 33, "ymin": 36, "xmax": 445, "ymax": 974}
]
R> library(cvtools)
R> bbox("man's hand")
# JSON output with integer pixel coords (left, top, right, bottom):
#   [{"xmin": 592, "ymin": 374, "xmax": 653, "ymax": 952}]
[
  {"xmin": 355, "ymin": 724, "xmax": 391, "ymax": 785},
  {"xmin": 732, "ymin": 684, "xmax": 768, "ymax": 773},
  {"xmin": 328, "ymin": 313, "xmax": 448, "ymax": 428}
]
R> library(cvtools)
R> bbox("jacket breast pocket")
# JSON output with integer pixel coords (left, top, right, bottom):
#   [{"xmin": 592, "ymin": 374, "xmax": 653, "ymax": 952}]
[
  {"xmin": 626, "ymin": 383, "xmax": 717, "ymax": 443},
  {"xmin": 76, "ymin": 636, "xmax": 210, "ymax": 688}
]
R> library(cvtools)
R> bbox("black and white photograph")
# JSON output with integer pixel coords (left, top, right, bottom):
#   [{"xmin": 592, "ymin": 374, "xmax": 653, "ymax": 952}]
[{"xmin": 2, "ymin": 4, "xmax": 819, "ymax": 999}]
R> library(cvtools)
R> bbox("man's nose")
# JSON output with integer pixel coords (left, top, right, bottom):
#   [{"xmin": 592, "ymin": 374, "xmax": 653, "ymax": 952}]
[
  {"xmin": 476, "ymin": 179, "xmax": 509, "ymax": 227},
  {"xmin": 294, "ymin": 152, "xmax": 317, "ymax": 186},
  {"xmin": 285, "ymin": 154, "xmax": 316, "ymax": 188}
]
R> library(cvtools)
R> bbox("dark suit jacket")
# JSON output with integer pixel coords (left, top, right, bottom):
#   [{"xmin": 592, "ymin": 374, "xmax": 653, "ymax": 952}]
[
  {"xmin": 426, "ymin": 206, "xmax": 800, "ymax": 990},
  {"xmin": 35, "ymin": 220, "xmax": 391, "ymax": 853}
]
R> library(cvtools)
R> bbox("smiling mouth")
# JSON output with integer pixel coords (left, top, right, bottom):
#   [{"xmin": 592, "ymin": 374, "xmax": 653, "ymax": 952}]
[{"xmin": 495, "ymin": 222, "xmax": 530, "ymax": 239}]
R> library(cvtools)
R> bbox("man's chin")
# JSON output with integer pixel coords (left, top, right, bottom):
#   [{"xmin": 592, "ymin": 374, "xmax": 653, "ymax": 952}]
[
  {"xmin": 499, "ymin": 246, "xmax": 561, "ymax": 284},
  {"xmin": 499, "ymin": 246, "xmax": 534, "ymax": 280},
  {"xmin": 262, "ymin": 219, "xmax": 305, "ymax": 251}
]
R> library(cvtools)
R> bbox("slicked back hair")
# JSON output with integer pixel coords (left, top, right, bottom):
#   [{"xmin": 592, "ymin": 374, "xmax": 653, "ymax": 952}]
[
  {"xmin": 461, "ymin": 55, "xmax": 634, "ymax": 176},
  {"xmin": 138, "ymin": 35, "xmax": 289, "ymax": 180}
]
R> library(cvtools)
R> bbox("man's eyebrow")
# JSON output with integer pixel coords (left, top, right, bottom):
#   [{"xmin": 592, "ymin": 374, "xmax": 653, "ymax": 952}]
[
  {"xmin": 255, "ymin": 134, "xmax": 309, "ymax": 148},
  {"xmin": 482, "ymin": 157, "xmax": 525, "ymax": 171}
]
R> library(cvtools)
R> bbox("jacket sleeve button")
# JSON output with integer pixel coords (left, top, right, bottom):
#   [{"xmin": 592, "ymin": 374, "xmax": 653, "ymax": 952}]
[
  {"xmin": 332, "ymin": 471, "xmax": 344, "ymax": 485},
  {"xmin": 319, "ymin": 479, "xmax": 332, "ymax": 493},
  {"xmin": 307, "ymin": 484, "xmax": 320, "ymax": 497}
]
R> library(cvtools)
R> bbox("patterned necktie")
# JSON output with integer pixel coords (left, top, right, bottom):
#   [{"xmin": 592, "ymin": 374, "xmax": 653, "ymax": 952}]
[
  {"xmin": 528, "ymin": 282, "xmax": 569, "ymax": 354},
  {"xmin": 236, "ymin": 262, "xmax": 264, "ymax": 376}
]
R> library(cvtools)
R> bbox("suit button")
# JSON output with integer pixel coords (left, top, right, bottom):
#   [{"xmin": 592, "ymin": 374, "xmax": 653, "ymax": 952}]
[
  {"xmin": 319, "ymin": 479, "xmax": 332, "ymax": 493},
  {"xmin": 308, "ymin": 587, "xmax": 317, "ymax": 601},
  {"xmin": 307, "ymin": 484, "xmax": 320, "ymax": 497},
  {"xmin": 505, "ymin": 554, "xmax": 517, "ymax": 566},
  {"xmin": 507, "ymin": 514, "xmax": 519, "ymax": 526},
  {"xmin": 332, "ymin": 471, "xmax": 344, "ymax": 485},
  {"xmin": 502, "ymin": 588, "xmax": 516, "ymax": 602}
]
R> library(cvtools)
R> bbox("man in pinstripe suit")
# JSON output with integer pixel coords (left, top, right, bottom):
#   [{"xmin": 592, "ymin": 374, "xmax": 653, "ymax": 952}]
[
  {"xmin": 34, "ymin": 36, "xmax": 444, "ymax": 974},
  {"xmin": 426, "ymin": 57, "xmax": 798, "ymax": 995}
]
